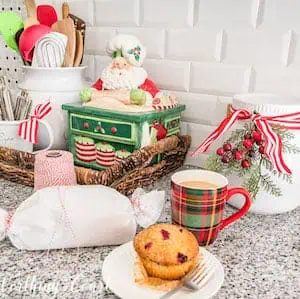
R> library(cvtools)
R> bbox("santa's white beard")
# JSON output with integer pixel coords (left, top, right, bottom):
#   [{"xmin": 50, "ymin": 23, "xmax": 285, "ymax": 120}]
[{"xmin": 101, "ymin": 65, "xmax": 148, "ymax": 90}]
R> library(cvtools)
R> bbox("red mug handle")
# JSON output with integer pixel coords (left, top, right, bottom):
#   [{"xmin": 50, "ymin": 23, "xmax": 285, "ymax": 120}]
[{"xmin": 219, "ymin": 187, "xmax": 252, "ymax": 231}]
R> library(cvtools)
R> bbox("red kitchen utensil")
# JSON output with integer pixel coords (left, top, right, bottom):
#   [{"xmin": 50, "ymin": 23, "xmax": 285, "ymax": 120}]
[
  {"xmin": 37, "ymin": 5, "xmax": 58, "ymax": 28},
  {"xmin": 19, "ymin": 24, "xmax": 52, "ymax": 62}
]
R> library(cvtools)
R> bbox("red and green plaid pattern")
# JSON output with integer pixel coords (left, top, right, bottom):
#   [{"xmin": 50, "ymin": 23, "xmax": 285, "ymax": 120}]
[{"xmin": 171, "ymin": 181, "xmax": 227, "ymax": 246}]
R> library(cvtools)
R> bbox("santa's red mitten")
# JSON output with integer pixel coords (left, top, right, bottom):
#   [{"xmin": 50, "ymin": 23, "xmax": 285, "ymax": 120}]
[{"xmin": 139, "ymin": 79, "xmax": 160, "ymax": 98}]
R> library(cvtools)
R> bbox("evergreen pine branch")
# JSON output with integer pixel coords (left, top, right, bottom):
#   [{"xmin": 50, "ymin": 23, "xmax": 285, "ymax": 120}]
[
  {"xmin": 271, "ymin": 170, "xmax": 293, "ymax": 184},
  {"xmin": 226, "ymin": 123, "xmax": 253, "ymax": 144},
  {"xmin": 272, "ymin": 126, "xmax": 295, "ymax": 140},
  {"xmin": 226, "ymin": 129, "xmax": 246, "ymax": 144},
  {"xmin": 282, "ymin": 143, "xmax": 300, "ymax": 154},
  {"xmin": 260, "ymin": 174, "xmax": 282, "ymax": 197},
  {"xmin": 206, "ymin": 155, "xmax": 222, "ymax": 172},
  {"xmin": 206, "ymin": 122, "xmax": 296, "ymax": 200},
  {"xmin": 261, "ymin": 157, "xmax": 293, "ymax": 184},
  {"xmin": 242, "ymin": 164, "xmax": 261, "ymax": 200},
  {"xmin": 261, "ymin": 157, "xmax": 274, "ymax": 171},
  {"xmin": 271, "ymin": 126, "xmax": 300, "ymax": 153}
]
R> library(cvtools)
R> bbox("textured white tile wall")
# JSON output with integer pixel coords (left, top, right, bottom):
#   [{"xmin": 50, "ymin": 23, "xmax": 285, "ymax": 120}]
[
  {"xmin": 3, "ymin": 0, "xmax": 300, "ymax": 167},
  {"xmin": 66, "ymin": 0, "xmax": 300, "ymax": 167}
]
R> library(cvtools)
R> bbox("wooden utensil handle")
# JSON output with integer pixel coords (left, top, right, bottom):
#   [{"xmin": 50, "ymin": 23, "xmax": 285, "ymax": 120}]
[
  {"xmin": 62, "ymin": 2, "xmax": 70, "ymax": 19},
  {"xmin": 25, "ymin": 0, "xmax": 37, "ymax": 18}
]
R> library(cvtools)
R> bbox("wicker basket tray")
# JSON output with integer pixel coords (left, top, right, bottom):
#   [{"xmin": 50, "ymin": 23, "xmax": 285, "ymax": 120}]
[{"xmin": 0, "ymin": 135, "xmax": 191, "ymax": 195}]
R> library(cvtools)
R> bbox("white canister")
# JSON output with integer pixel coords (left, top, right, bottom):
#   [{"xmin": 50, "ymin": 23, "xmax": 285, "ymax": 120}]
[
  {"xmin": 0, "ymin": 119, "xmax": 54, "ymax": 153},
  {"xmin": 228, "ymin": 93, "xmax": 300, "ymax": 214},
  {"xmin": 19, "ymin": 66, "xmax": 88, "ymax": 150}
]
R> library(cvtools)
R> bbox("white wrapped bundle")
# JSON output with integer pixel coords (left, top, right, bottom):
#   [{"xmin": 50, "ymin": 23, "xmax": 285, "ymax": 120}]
[{"xmin": 0, "ymin": 185, "xmax": 165, "ymax": 251}]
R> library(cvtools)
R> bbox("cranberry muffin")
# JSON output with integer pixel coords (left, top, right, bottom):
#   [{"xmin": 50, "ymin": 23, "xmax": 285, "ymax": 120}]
[{"xmin": 134, "ymin": 224, "xmax": 200, "ymax": 280}]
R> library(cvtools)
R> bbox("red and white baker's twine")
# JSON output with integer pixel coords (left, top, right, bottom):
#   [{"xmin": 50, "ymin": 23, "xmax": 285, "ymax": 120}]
[
  {"xmin": 18, "ymin": 101, "xmax": 52, "ymax": 144},
  {"xmin": 191, "ymin": 105, "xmax": 300, "ymax": 175}
]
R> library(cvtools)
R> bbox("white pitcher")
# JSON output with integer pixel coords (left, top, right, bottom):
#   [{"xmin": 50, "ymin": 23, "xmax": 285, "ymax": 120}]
[
  {"xmin": 19, "ymin": 66, "xmax": 88, "ymax": 150},
  {"xmin": 228, "ymin": 93, "xmax": 300, "ymax": 214}
]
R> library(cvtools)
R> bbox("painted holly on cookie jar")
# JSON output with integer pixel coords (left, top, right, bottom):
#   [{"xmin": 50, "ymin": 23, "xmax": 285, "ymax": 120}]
[{"xmin": 62, "ymin": 34, "xmax": 185, "ymax": 170}]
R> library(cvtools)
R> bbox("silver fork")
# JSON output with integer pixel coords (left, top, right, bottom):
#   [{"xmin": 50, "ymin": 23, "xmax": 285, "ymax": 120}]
[{"xmin": 159, "ymin": 255, "xmax": 216, "ymax": 299}]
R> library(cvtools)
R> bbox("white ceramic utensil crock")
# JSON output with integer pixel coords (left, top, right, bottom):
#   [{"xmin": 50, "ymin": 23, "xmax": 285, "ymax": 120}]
[
  {"xmin": 228, "ymin": 93, "xmax": 300, "ymax": 214},
  {"xmin": 19, "ymin": 66, "xmax": 87, "ymax": 150},
  {"xmin": 0, "ymin": 119, "xmax": 54, "ymax": 153}
]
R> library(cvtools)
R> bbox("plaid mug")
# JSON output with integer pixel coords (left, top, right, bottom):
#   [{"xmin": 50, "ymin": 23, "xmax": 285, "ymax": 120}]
[{"xmin": 171, "ymin": 170, "xmax": 251, "ymax": 246}]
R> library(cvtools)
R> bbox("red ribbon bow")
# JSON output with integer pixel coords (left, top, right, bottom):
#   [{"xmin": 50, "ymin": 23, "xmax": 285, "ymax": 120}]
[
  {"xmin": 191, "ymin": 105, "xmax": 300, "ymax": 174},
  {"xmin": 18, "ymin": 101, "xmax": 52, "ymax": 145}
]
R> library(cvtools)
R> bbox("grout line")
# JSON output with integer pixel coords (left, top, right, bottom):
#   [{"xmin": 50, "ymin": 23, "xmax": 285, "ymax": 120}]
[
  {"xmin": 190, "ymin": 0, "xmax": 196, "ymax": 28},
  {"xmin": 215, "ymin": 30, "xmax": 227, "ymax": 63},
  {"xmin": 163, "ymin": 29, "xmax": 167, "ymax": 59},
  {"xmin": 251, "ymin": 0, "xmax": 265, "ymax": 29},
  {"xmin": 139, "ymin": 0, "xmax": 144, "ymax": 27},
  {"xmin": 242, "ymin": 66, "xmax": 255, "ymax": 93},
  {"xmin": 282, "ymin": 29, "xmax": 295, "ymax": 67}
]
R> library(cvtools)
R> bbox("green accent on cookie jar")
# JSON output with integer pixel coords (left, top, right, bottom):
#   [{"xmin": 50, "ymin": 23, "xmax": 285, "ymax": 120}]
[{"xmin": 62, "ymin": 103, "xmax": 185, "ymax": 170}]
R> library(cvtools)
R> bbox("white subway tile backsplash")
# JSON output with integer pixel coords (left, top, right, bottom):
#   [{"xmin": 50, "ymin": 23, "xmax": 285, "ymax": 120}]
[
  {"xmin": 215, "ymin": 96, "xmax": 233, "ymax": 125},
  {"xmin": 196, "ymin": 0, "xmax": 253, "ymax": 28},
  {"xmin": 182, "ymin": 122, "xmax": 222, "ymax": 152},
  {"xmin": 190, "ymin": 62, "xmax": 249, "ymax": 95},
  {"xmin": 94, "ymin": 0, "xmax": 139, "ymax": 26},
  {"xmin": 8, "ymin": 0, "xmax": 300, "ymax": 169},
  {"xmin": 262, "ymin": 0, "xmax": 300, "ymax": 31},
  {"xmin": 184, "ymin": 151, "xmax": 209, "ymax": 168},
  {"xmin": 94, "ymin": 55, "xmax": 112, "ymax": 80},
  {"xmin": 166, "ymin": 28, "xmax": 219, "ymax": 61},
  {"xmin": 143, "ymin": 59, "xmax": 190, "ymax": 91},
  {"xmin": 141, "ymin": 0, "xmax": 194, "ymax": 27},
  {"xmin": 253, "ymin": 67, "xmax": 300, "ymax": 97},
  {"xmin": 116, "ymin": 28, "xmax": 165, "ymax": 58},
  {"xmin": 85, "ymin": 28, "xmax": 115, "ymax": 55},
  {"xmin": 56, "ymin": 0, "xmax": 94, "ymax": 26},
  {"xmin": 82, "ymin": 55, "xmax": 95, "ymax": 82},
  {"xmin": 288, "ymin": 32, "xmax": 300, "ymax": 68},
  {"xmin": 173, "ymin": 92, "xmax": 218, "ymax": 124},
  {"xmin": 224, "ymin": 29, "xmax": 284, "ymax": 66}
]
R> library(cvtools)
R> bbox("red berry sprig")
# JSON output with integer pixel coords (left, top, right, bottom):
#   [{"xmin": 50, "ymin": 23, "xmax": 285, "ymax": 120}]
[
  {"xmin": 252, "ymin": 131, "xmax": 262, "ymax": 142},
  {"xmin": 242, "ymin": 159, "xmax": 251, "ymax": 168},
  {"xmin": 234, "ymin": 151, "xmax": 243, "ymax": 160},
  {"xmin": 223, "ymin": 143, "xmax": 232, "ymax": 152},
  {"xmin": 243, "ymin": 138, "xmax": 254, "ymax": 149},
  {"xmin": 216, "ymin": 148, "xmax": 225, "ymax": 156},
  {"xmin": 222, "ymin": 155, "xmax": 230, "ymax": 163}
]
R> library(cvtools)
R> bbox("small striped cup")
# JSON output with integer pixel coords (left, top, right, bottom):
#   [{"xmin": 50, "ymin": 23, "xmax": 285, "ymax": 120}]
[{"xmin": 171, "ymin": 170, "xmax": 251, "ymax": 246}]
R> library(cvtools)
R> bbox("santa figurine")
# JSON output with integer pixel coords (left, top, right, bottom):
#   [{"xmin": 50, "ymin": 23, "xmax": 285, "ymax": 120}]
[{"xmin": 80, "ymin": 34, "xmax": 177, "ymax": 112}]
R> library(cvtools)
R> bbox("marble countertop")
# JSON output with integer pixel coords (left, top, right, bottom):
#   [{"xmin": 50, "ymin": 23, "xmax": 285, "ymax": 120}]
[{"xmin": 0, "ymin": 168, "xmax": 299, "ymax": 299}]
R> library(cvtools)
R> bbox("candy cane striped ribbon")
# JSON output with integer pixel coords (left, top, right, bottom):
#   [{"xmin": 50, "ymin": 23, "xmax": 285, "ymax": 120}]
[
  {"xmin": 18, "ymin": 101, "xmax": 52, "ymax": 144},
  {"xmin": 191, "ymin": 105, "xmax": 300, "ymax": 174}
]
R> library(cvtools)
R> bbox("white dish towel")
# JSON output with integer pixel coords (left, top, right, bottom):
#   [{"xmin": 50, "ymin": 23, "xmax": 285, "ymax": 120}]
[{"xmin": 32, "ymin": 32, "xmax": 67, "ymax": 68}]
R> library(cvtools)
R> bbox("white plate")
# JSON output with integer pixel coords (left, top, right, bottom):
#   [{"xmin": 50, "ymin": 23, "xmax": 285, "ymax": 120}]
[{"xmin": 102, "ymin": 241, "xmax": 224, "ymax": 299}]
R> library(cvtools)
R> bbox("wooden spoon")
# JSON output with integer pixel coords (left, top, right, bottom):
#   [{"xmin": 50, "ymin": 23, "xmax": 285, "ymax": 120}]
[
  {"xmin": 68, "ymin": 14, "xmax": 86, "ymax": 65},
  {"xmin": 24, "ymin": 0, "xmax": 39, "ymax": 29},
  {"xmin": 73, "ymin": 30, "xmax": 83, "ymax": 67},
  {"xmin": 51, "ymin": 3, "xmax": 76, "ymax": 67}
]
